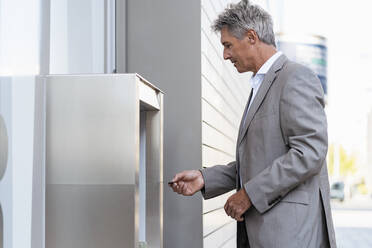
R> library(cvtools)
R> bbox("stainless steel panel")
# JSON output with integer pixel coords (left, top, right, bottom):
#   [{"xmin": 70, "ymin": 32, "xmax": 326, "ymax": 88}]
[
  {"xmin": 139, "ymin": 82, "xmax": 159, "ymax": 110},
  {"xmin": 46, "ymin": 74, "xmax": 138, "ymax": 185},
  {"xmin": 142, "ymin": 93, "xmax": 163, "ymax": 248},
  {"xmin": 46, "ymin": 184, "xmax": 135, "ymax": 248},
  {"xmin": 138, "ymin": 77, "xmax": 163, "ymax": 248},
  {"xmin": 146, "ymin": 182, "xmax": 162, "ymax": 248},
  {"xmin": 32, "ymin": 79, "xmax": 45, "ymax": 248},
  {"xmin": 45, "ymin": 74, "xmax": 140, "ymax": 248},
  {"xmin": 139, "ymin": 111, "xmax": 147, "ymax": 244},
  {"xmin": 145, "ymin": 108, "xmax": 163, "ymax": 183},
  {"xmin": 0, "ymin": 115, "xmax": 8, "ymax": 180}
]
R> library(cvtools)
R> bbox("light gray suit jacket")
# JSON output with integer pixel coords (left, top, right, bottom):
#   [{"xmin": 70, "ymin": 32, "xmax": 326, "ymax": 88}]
[{"xmin": 201, "ymin": 55, "xmax": 337, "ymax": 248}]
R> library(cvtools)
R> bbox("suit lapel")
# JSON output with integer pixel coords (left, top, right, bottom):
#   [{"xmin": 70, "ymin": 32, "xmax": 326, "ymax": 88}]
[
  {"xmin": 237, "ymin": 55, "xmax": 288, "ymax": 146},
  {"xmin": 237, "ymin": 89, "xmax": 253, "ymax": 137}
]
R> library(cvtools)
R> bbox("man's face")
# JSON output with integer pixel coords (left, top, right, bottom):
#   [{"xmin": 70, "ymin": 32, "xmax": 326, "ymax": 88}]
[{"xmin": 221, "ymin": 27, "xmax": 254, "ymax": 73}]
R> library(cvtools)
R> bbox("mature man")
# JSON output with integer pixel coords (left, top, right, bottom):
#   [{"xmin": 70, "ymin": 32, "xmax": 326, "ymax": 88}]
[{"xmin": 170, "ymin": 0, "xmax": 336, "ymax": 247}]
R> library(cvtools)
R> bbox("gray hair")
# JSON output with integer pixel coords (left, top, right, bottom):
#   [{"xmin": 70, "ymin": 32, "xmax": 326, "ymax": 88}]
[{"xmin": 212, "ymin": 0, "xmax": 276, "ymax": 47}]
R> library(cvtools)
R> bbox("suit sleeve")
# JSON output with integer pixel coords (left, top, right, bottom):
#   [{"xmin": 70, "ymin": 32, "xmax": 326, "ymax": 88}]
[
  {"xmin": 244, "ymin": 66, "xmax": 328, "ymax": 214},
  {"xmin": 200, "ymin": 161, "xmax": 237, "ymax": 199}
]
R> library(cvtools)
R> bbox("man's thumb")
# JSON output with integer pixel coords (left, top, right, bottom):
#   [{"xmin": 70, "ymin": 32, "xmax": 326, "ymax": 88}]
[{"xmin": 172, "ymin": 172, "xmax": 184, "ymax": 182}]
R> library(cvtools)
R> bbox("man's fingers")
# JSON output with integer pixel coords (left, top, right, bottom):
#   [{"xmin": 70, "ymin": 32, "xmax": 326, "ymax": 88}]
[
  {"xmin": 169, "ymin": 180, "xmax": 187, "ymax": 195},
  {"xmin": 224, "ymin": 199, "xmax": 245, "ymax": 221},
  {"xmin": 228, "ymin": 206, "xmax": 234, "ymax": 218},
  {"xmin": 174, "ymin": 182, "xmax": 186, "ymax": 195},
  {"xmin": 178, "ymin": 181, "xmax": 185, "ymax": 193},
  {"xmin": 224, "ymin": 201, "xmax": 232, "ymax": 217},
  {"xmin": 172, "ymin": 174, "xmax": 181, "ymax": 183},
  {"xmin": 236, "ymin": 215, "xmax": 244, "ymax": 222},
  {"xmin": 171, "ymin": 183, "xmax": 178, "ymax": 192},
  {"xmin": 172, "ymin": 171, "xmax": 188, "ymax": 183},
  {"xmin": 180, "ymin": 182, "xmax": 187, "ymax": 194},
  {"xmin": 171, "ymin": 185, "xmax": 176, "ymax": 192},
  {"xmin": 175, "ymin": 183, "xmax": 182, "ymax": 194},
  {"xmin": 170, "ymin": 171, "xmax": 191, "ymax": 195},
  {"xmin": 171, "ymin": 184, "xmax": 188, "ymax": 195},
  {"xmin": 230, "ymin": 210, "xmax": 235, "ymax": 219},
  {"xmin": 173, "ymin": 170, "xmax": 198, "ymax": 183},
  {"xmin": 170, "ymin": 170, "xmax": 202, "ymax": 196}
]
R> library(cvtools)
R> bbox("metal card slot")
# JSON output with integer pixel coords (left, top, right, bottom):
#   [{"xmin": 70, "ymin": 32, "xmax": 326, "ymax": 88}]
[{"xmin": 139, "ymin": 80, "xmax": 160, "ymax": 110}]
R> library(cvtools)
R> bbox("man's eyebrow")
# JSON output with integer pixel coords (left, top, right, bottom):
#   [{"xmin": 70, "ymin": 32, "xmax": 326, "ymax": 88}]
[{"xmin": 222, "ymin": 41, "xmax": 229, "ymax": 46}]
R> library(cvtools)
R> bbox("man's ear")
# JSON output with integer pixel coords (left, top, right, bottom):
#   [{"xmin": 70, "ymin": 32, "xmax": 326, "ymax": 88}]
[{"xmin": 246, "ymin": 29, "xmax": 258, "ymax": 44}]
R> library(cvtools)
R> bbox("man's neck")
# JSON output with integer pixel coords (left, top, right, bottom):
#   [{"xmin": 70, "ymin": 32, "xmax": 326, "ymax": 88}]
[{"xmin": 252, "ymin": 45, "xmax": 277, "ymax": 75}]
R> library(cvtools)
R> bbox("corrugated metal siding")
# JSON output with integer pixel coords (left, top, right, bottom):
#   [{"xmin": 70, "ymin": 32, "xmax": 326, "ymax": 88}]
[{"xmin": 201, "ymin": 0, "xmax": 252, "ymax": 247}]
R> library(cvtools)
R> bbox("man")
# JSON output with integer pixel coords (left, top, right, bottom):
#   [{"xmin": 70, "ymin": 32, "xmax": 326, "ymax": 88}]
[{"xmin": 169, "ymin": 0, "xmax": 336, "ymax": 247}]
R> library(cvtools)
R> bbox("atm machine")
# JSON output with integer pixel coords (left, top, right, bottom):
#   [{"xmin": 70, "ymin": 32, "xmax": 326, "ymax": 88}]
[{"xmin": 36, "ymin": 74, "xmax": 164, "ymax": 248}]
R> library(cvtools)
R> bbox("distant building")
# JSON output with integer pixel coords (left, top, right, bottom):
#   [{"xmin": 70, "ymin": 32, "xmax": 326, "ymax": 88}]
[{"xmin": 276, "ymin": 33, "xmax": 328, "ymax": 97}]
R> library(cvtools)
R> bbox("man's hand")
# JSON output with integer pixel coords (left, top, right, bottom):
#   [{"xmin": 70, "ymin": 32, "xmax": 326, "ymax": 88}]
[
  {"xmin": 224, "ymin": 188, "xmax": 252, "ymax": 221},
  {"xmin": 169, "ymin": 170, "xmax": 205, "ymax": 196}
]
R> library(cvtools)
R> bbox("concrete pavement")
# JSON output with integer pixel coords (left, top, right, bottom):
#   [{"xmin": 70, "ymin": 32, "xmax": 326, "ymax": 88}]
[{"xmin": 331, "ymin": 196, "xmax": 372, "ymax": 247}]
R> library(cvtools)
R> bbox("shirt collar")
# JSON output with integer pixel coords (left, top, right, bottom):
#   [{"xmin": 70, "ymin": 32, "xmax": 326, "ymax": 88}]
[
  {"xmin": 256, "ymin": 51, "xmax": 283, "ymax": 75},
  {"xmin": 250, "ymin": 51, "xmax": 282, "ymax": 90}
]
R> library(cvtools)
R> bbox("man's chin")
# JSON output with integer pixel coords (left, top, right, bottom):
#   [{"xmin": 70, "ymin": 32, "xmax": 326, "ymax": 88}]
[
  {"xmin": 235, "ymin": 66, "xmax": 249, "ymax": 73},
  {"xmin": 236, "ymin": 67, "xmax": 244, "ymax": 73}
]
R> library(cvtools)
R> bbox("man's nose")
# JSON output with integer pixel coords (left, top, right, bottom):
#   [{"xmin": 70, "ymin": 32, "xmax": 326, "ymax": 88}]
[{"xmin": 223, "ymin": 49, "xmax": 230, "ymax": 60}]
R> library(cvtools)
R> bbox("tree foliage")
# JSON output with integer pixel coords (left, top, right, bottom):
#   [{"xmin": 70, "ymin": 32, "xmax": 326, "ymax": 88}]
[{"xmin": 327, "ymin": 144, "xmax": 357, "ymax": 176}]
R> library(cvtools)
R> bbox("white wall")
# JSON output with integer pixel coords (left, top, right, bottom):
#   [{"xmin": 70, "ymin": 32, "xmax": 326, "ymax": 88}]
[
  {"xmin": 0, "ymin": 0, "xmax": 41, "ymax": 75},
  {"xmin": 201, "ymin": 0, "xmax": 252, "ymax": 247}
]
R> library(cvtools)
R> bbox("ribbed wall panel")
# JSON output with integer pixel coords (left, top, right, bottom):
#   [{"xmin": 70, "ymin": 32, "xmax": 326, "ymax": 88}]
[{"xmin": 201, "ymin": 0, "xmax": 251, "ymax": 247}]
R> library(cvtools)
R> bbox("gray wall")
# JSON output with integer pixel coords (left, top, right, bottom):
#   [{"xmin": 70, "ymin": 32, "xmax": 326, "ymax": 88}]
[{"xmin": 125, "ymin": 1, "xmax": 203, "ymax": 248}]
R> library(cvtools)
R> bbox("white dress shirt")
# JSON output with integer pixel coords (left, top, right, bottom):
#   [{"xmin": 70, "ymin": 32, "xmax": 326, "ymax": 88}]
[{"xmin": 247, "ymin": 51, "xmax": 283, "ymax": 113}]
